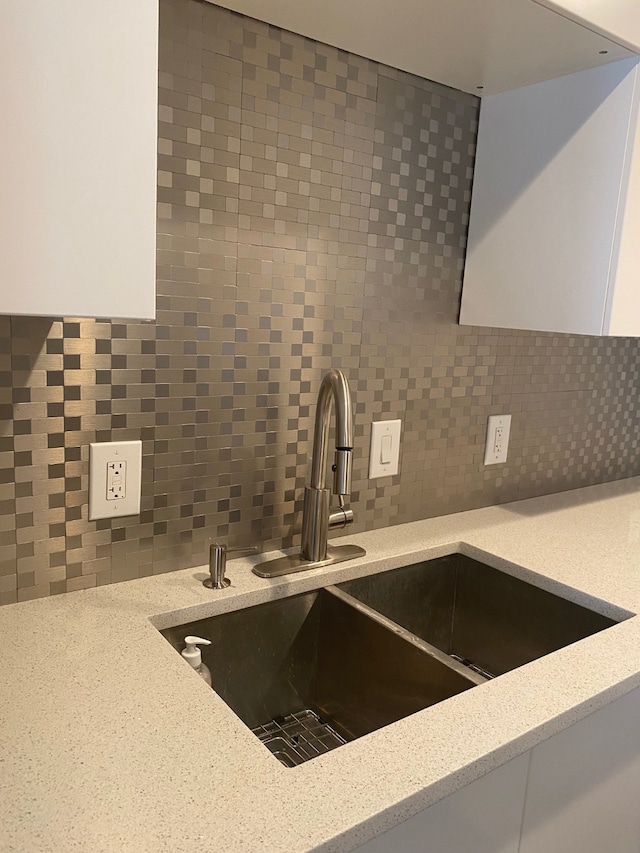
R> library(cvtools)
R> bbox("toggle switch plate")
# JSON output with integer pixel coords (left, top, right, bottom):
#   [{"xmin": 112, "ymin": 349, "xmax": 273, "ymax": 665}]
[
  {"xmin": 369, "ymin": 420, "xmax": 402, "ymax": 479},
  {"xmin": 89, "ymin": 440, "xmax": 142, "ymax": 520}
]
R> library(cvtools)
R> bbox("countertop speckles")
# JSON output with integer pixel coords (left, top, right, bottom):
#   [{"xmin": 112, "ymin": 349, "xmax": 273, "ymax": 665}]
[{"xmin": 4, "ymin": 478, "xmax": 640, "ymax": 853}]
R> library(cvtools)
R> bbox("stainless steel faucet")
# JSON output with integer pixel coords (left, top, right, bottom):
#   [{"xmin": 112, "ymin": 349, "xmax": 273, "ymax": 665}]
[
  {"xmin": 254, "ymin": 368, "xmax": 365, "ymax": 578},
  {"xmin": 301, "ymin": 368, "xmax": 354, "ymax": 561}
]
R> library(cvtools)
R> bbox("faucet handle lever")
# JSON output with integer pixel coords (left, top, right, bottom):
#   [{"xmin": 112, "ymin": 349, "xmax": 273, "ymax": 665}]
[
  {"xmin": 328, "ymin": 504, "xmax": 354, "ymax": 530},
  {"xmin": 203, "ymin": 543, "xmax": 258, "ymax": 590}
]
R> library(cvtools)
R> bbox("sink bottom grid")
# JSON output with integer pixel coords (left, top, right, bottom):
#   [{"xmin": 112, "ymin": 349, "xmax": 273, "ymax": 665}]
[{"xmin": 252, "ymin": 709, "xmax": 347, "ymax": 767}]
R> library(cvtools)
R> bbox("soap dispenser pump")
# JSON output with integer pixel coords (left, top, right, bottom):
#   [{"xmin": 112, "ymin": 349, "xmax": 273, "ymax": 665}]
[{"xmin": 181, "ymin": 635, "xmax": 212, "ymax": 687}]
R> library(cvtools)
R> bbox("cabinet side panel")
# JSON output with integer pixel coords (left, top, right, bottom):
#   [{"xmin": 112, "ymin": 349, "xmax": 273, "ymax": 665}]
[
  {"xmin": 605, "ymin": 66, "xmax": 640, "ymax": 336},
  {"xmin": 0, "ymin": 0, "xmax": 158, "ymax": 320},
  {"xmin": 460, "ymin": 59, "xmax": 637, "ymax": 336}
]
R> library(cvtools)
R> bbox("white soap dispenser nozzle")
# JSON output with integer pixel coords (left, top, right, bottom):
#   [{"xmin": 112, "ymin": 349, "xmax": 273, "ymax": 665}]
[{"xmin": 181, "ymin": 635, "xmax": 212, "ymax": 669}]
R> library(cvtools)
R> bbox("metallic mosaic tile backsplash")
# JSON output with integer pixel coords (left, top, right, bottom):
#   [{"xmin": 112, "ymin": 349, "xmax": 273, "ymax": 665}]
[{"xmin": 2, "ymin": 0, "xmax": 640, "ymax": 604}]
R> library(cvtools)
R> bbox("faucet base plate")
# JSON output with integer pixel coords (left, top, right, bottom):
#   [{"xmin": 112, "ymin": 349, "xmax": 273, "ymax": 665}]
[{"xmin": 252, "ymin": 544, "xmax": 366, "ymax": 579}]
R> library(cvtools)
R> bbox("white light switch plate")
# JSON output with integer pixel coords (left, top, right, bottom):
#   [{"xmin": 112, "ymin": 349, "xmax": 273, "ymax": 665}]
[
  {"xmin": 89, "ymin": 441, "xmax": 142, "ymax": 520},
  {"xmin": 369, "ymin": 420, "xmax": 402, "ymax": 478},
  {"xmin": 484, "ymin": 415, "xmax": 512, "ymax": 465}
]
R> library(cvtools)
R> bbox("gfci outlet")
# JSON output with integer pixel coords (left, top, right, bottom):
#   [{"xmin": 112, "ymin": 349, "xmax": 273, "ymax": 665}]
[
  {"xmin": 484, "ymin": 415, "xmax": 512, "ymax": 465},
  {"xmin": 89, "ymin": 441, "xmax": 142, "ymax": 520},
  {"xmin": 107, "ymin": 461, "xmax": 126, "ymax": 501}
]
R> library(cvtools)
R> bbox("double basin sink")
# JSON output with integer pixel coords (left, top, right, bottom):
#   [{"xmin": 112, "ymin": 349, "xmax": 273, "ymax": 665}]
[{"xmin": 160, "ymin": 553, "xmax": 619, "ymax": 767}]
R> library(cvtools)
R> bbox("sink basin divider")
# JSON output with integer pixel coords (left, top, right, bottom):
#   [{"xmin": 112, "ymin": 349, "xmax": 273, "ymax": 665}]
[{"xmin": 324, "ymin": 585, "xmax": 488, "ymax": 686}]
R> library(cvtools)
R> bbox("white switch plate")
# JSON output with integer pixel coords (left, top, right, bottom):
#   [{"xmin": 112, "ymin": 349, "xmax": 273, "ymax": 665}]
[
  {"xmin": 369, "ymin": 420, "xmax": 402, "ymax": 478},
  {"xmin": 484, "ymin": 415, "xmax": 512, "ymax": 465},
  {"xmin": 89, "ymin": 441, "xmax": 142, "ymax": 520}
]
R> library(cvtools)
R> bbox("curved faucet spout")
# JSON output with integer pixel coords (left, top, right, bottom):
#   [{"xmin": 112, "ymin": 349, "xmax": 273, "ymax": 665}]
[
  {"xmin": 252, "ymin": 366, "xmax": 366, "ymax": 575},
  {"xmin": 309, "ymin": 368, "xmax": 354, "ymax": 493}
]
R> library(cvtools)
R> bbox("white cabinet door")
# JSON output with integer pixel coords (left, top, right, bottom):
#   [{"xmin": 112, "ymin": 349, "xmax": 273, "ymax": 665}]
[
  {"xmin": 0, "ymin": 1, "xmax": 157, "ymax": 320},
  {"xmin": 354, "ymin": 754, "xmax": 529, "ymax": 853},
  {"xmin": 520, "ymin": 687, "xmax": 640, "ymax": 853},
  {"xmin": 354, "ymin": 689, "xmax": 640, "ymax": 853},
  {"xmin": 460, "ymin": 57, "xmax": 640, "ymax": 336}
]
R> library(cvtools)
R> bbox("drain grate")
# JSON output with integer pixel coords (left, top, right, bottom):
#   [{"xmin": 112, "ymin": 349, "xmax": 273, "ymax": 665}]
[{"xmin": 252, "ymin": 709, "xmax": 347, "ymax": 768}]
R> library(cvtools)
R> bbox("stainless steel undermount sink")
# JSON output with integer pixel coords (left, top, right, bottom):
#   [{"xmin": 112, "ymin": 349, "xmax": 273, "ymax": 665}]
[
  {"xmin": 337, "ymin": 554, "xmax": 619, "ymax": 680},
  {"xmin": 160, "ymin": 554, "xmax": 622, "ymax": 768},
  {"xmin": 160, "ymin": 586, "xmax": 474, "ymax": 767}
]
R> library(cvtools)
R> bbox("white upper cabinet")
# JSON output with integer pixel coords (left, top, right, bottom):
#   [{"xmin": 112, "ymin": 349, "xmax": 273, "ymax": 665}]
[
  {"xmin": 212, "ymin": 0, "xmax": 636, "ymax": 96},
  {"xmin": 537, "ymin": 1, "xmax": 640, "ymax": 51},
  {"xmin": 459, "ymin": 57, "xmax": 640, "ymax": 336},
  {"xmin": 0, "ymin": 1, "xmax": 158, "ymax": 321}
]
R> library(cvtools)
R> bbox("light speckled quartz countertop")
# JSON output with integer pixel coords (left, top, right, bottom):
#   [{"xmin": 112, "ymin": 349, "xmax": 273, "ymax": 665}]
[{"xmin": 4, "ymin": 478, "xmax": 640, "ymax": 853}]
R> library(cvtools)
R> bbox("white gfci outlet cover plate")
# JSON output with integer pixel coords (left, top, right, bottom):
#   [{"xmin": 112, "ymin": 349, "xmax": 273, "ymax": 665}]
[
  {"xmin": 484, "ymin": 414, "xmax": 512, "ymax": 465},
  {"xmin": 89, "ymin": 440, "xmax": 142, "ymax": 520}
]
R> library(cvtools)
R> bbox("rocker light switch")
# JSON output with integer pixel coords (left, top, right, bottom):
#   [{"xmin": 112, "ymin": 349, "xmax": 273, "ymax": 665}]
[
  {"xmin": 380, "ymin": 434, "xmax": 393, "ymax": 465},
  {"xmin": 369, "ymin": 420, "xmax": 401, "ymax": 478}
]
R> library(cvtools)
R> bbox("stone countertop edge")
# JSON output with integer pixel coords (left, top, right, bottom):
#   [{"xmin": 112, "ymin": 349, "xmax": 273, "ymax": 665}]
[{"xmin": 3, "ymin": 476, "xmax": 640, "ymax": 853}]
